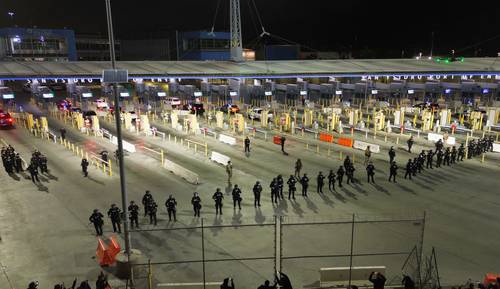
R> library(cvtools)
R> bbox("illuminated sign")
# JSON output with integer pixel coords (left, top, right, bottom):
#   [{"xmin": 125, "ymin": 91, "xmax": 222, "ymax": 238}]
[
  {"xmin": 194, "ymin": 91, "xmax": 203, "ymax": 97},
  {"xmin": 407, "ymin": 89, "xmax": 415, "ymax": 94},
  {"xmin": 157, "ymin": 92, "xmax": 167, "ymax": 97},
  {"xmin": 444, "ymin": 89, "xmax": 451, "ymax": 94},
  {"xmin": 335, "ymin": 90, "xmax": 342, "ymax": 95},
  {"xmin": 2, "ymin": 94, "xmax": 14, "ymax": 99},
  {"xmin": 120, "ymin": 92, "xmax": 130, "ymax": 97},
  {"xmin": 482, "ymin": 89, "xmax": 489, "ymax": 94},
  {"xmin": 230, "ymin": 91, "xmax": 238, "ymax": 97},
  {"xmin": 265, "ymin": 91, "xmax": 272, "ymax": 96},
  {"xmin": 300, "ymin": 90, "xmax": 307, "ymax": 96},
  {"xmin": 82, "ymin": 93, "xmax": 93, "ymax": 98},
  {"xmin": 43, "ymin": 93, "xmax": 54, "ymax": 98},
  {"xmin": 371, "ymin": 90, "xmax": 378, "ymax": 95}
]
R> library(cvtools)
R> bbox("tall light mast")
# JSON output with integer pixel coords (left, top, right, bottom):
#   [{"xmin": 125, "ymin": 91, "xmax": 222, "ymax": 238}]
[{"xmin": 230, "ymin": 0, "xmax": 243, "ymax": 62}]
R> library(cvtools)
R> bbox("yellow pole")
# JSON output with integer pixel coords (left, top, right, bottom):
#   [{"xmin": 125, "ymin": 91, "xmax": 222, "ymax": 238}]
[
  {"xmin": 339, "ymin": 151, "xmax": 343, "ymax": 160},
  {"xmin": 161, "ymin": 149, "xmax": 164, "ymax": 166},
  {"xmin": 109, "ymin": 159, "xmax": 113, "ymax": 177}
]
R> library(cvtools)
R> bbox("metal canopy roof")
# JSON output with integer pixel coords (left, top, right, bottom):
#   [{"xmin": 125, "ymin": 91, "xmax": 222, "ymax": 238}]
[{"xmin": 0, "ymin": 58, "xmax": 499, "ymax": 79}]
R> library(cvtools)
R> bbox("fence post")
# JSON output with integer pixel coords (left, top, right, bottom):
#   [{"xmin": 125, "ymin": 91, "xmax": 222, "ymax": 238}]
[
  {"xmin": 348, "ymin": 214, "xmax": 355, "ymax": 289},
  {"xmin": 201, "ymin": 218, "xmax": 207, "ymax": 289}
]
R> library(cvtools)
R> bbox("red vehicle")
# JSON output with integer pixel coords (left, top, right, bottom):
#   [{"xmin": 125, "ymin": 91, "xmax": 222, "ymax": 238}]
[{"xmin": 0, "ymin": 110, "xmax": 14, "ymax": 128}]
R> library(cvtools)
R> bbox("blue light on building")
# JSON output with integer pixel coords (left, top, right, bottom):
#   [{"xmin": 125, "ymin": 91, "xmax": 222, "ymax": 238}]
[{"xmin": 0, "ymin": 27, "xmax": 77, "ymax": 61}]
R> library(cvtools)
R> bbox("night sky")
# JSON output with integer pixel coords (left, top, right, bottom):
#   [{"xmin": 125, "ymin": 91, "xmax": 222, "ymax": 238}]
[{"xmin": 1, "ymin": 0, "xmax": 499, "ymax": 57}]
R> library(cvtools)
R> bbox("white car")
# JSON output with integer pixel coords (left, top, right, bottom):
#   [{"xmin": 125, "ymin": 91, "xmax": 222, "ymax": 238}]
[
  {"xmin": 95, "ymin": 99, "xmax": 109, "ymax": 110},
  {"xmin": 248, "ymin": 108, "xmax": 273, "ymax": 121},
  {"xmin": 163, "ymin": 97, "xmax": 181, "ymax": 107}
]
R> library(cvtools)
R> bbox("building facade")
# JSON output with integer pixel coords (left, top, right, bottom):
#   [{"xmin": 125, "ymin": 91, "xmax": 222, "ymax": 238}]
[
  {"xmin": 177, "ymin": 31, "xmax": 230, "ymax": 61},
  {"xmin": 75, "ymin": 34, "xmax": 121, "ymax": 61},
  {"xmin": 0, "ymin": 27, "xmax": 76, "ymax": 61}
]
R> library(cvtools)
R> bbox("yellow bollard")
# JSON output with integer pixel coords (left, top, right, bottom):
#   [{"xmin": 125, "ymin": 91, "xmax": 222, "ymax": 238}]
[
  {"xmin": 305, "ymin": 143, "xmax": 309, "ymax": 150},
  {"xmin": 76, "ymin": 146, "xmax": 79, "ymax": 155},
  {"xmin": 71, "ymin": 143, "xmax": 75, "ymax": 153},
  {"xmin": 396, "ymin": 137, "xmax": 400, "ymax": 145},
  {"xmin": 109, "ymin": 159, "xmax": 112, "ymax": 177},
  {"xmin": 194, "ymin": 144, "xmax": 197, "ymax": 154},
  {"xmin": 339, "ymin": 151, "xmax": 343, "ymax": 160},
  {"xmin": 481, "ymin": 153, "xmax": 485, "ymax": 163},
  {"xmin": 103, "ymin": 162, "xmax": 106, "ymax": 174}
]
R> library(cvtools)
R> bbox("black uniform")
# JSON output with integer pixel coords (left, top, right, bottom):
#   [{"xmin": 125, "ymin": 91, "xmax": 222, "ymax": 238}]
[
  {"xmin": 366, "ymin": 163, "xmax": 375, "ymax": 183},
  {"xmin": 388, "ymin": 147, "xmax": 396, "ymax": 164},
  {"xmin": 60, "ymin": 128, "xmax": 66, "ymax": 140},
  {"xmin": 128, "ymin": 202, "xmax": 139, "ymax": 229},
  {"xmin": 107, "ymin": 206, "xmax": 122, "ymax": 233},
  {"xmin": 404, "ymin": 160, "xmax": 413, "ymax": 179},
  {"xmin": 253, "ymin": 182, "xmax": 262, "ymax": 207},
  {"xmin": 27, "ymin": 164, "xmax": 40, "ymax": 183},
  {"xmin": 317, "ymin": 172, "xmax": 325, "ymax": 193},
  {"xmin": 287, "ymin": 176, "xmax": 297, "ymax": 199},
  {"xmin": 277, "ymin": 175, "xmax": 284, "ymax": 199},
  {"xmin": 89, "ymin": 211, "xmax": 104, "ymax": 236},
  {"xmin": 232, "ymin": 186, "xmax": 242, "ymax": 210},
  {"xmin": 280, "ymin": 136, "xmax": 286, "ymax": 153},
  {"xmin": 407, "ymin": 137, "xmax": 414, "ymax": 153},
  {"xmin": 294, "ymin": 159, "xmax": 302, "ymax": 178},
  {"xmin": 436, "ymin": 150, "xmax": 443, "ymax": 168},
  {"xmin": 142, "ymin": 191, "xmax": 154, "ymax": 217},
  {"xmin": 81, "ymin": 159, "xmax": 89, "ymax": 177},
  {"xmin": 14, "ymin": 154, "xmax": 23, "ymax": 173},
  {"xmin": 426, "ymin": 150, "xmax": 434, "ymax": 169},
  {"xmin": 458, "ymin": 145, "xmax": 465, "ymax": 161},
  {"xmin": 191, "ymin": 194, "xmax": 202, "ymax": 217},
  {"xmin": 213, "ymin": 189, "xmax": 224, "ymax": 215},
  {"xmin": 300, "ymin": 175, "xmax": 309, "ymax": 197},
  {"xmin": 147, "ymin": 202, "xmax": 158, "ymax": 225},
  {"xmin": 270, "ymin": 178, "xmax": 279, "ymax": 203},
  {"xmin": 327, "ymin": 170, "xmax": 336, "ymax": 191},
  {"xmin": 444, "ymin": 148, "xmax": 451, "ymax": 166},
  {"xmin": 450, "ymin": 147, "xmax": 457, "ymax": 164},
  {"xmin": 337, "ymin": 166, "xmax": 344, "ymax": 187},
  {"xmin": 39, "ymin": 155, "xmax": 48, "ymax": 174},
  {"xmin": 244, "ymin": 137, "xmax": 250, "ymax": 153},
  {"xmin": 165, "ymin": 196, "xmax": 177, "ymax": 221},
  {"xmin": 389, "ymin": 162, "xmax": 398, "ymax": 183},
  {"xmin": 346, "ymin": 165, "xmax": 355, "ymax": 184}
]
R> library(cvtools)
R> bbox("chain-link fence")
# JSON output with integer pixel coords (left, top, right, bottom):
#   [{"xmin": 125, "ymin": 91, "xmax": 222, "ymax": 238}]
[{"xmin": 129, "ymin": 212, "xmax": 426, "ymax": 289}]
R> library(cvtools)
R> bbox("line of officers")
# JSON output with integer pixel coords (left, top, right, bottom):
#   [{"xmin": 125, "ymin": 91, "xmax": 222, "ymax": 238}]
[
  {"xmin": 88, "ymin": 136, "xmax": 495, "ymax": 235},
  {"xmin": 1, "ymin": 145, "xmax": 48, "ymax": 183}
]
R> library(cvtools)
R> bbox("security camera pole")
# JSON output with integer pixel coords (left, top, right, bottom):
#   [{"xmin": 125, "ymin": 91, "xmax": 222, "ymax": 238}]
[{"xmin": 104, "ymin": 0, "xmax": 134, "ymax": 286}]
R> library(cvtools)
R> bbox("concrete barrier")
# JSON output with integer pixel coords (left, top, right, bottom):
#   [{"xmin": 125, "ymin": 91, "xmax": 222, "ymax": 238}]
[
  {"xmin": 219, "ymin": 134, "xmax": 236, "ymax": 145},
  {"xmin": 320, "ymin": 266, "xmax": 386, "ymax": 287},
  {"xmin": 353, "ymin": 140, "xmax": 381, "ymax": 153},
  {"xmin": 110, "ymin": 136, "xmax": 136, "ymax": 153},
  {"xmin": 163, "ymin": 159, "xmax": 199, "ymax": 184},
  {"xmin": 211, "ymin": 151, "xmax": 231, "ymax": 166},
  {"xmin": 493, "ymin": 143, "xmax": 500, "ymax": 153},
  {"xmin": 427, "ymin": 132, "xmax": 456, "ymax": 145}
]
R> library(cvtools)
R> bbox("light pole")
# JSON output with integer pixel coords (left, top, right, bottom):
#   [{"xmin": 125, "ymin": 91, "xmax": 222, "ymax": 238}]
[{"xmin": 104, "ymin": 0, "xmax": 134, "ymax": 286}]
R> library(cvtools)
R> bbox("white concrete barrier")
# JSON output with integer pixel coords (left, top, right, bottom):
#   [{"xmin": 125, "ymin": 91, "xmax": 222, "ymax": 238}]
[
  {"xmin": 320, "ymin": 266, "xmax": 386, "ymax": 287},
  {"xmin": 493, "ymin": 143, "xmax": 500, "ymax": 153},
  {"xmin": 427, "ymin": 133, "xmax": 456, "ymax": 145},
  {"xmin": 111, "ymin": 136, "xmax": 136, "ymax": 153},
  {"xmin": 218, "ymin": 134, "xmax": 236, "ymax": 145},
  {"xmin": 163, "ymin": 159, "xmax": 199, "ymax": 185},
  {"xmin": 211, "ymin": 151, "xmax": 231, "ymax": 166},
  {"xmin": 353, "ymin": 140, "xmax": 380, "ymax": 153}
]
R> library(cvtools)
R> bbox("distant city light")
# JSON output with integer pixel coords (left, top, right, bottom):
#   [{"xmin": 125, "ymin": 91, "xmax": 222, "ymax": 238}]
[
  {"xmin": 12, "ymin": 35, "xmax": 21, "ymax": 43},
  {"xmin": 444, "ymin": 89, "xmax": 451, "ymax": 94},
  {"xmin": 482, "ymin": 88, "xmax": 489, "ymax": 94}
]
